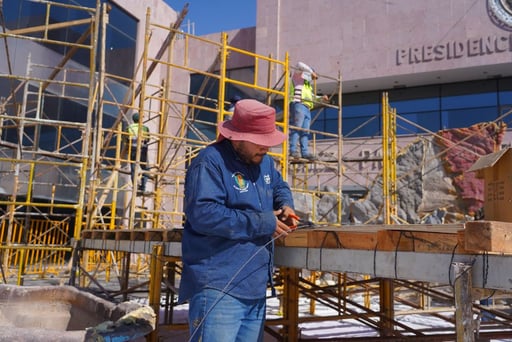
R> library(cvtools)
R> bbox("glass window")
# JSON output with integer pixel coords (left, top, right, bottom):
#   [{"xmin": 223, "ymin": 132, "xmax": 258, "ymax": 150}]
[
  {"xmin": 343, "ymin": 92, "xmax": 380, "ymax": 118},
  {"xmin": 3, "ymin": 1, "xmax": 46, "ymax": 30},
  {"xmin": 188, "ymin": 74, "xmax": 220, "ymax": 141},
  {"xmin": 336, "ymin": 79, "xmax": 508, "ymax": 138},
  {"xmin": 441, "ymin": 81, "xmax": 497, "ymax": 109},
  {"xmin": 340, "ymin": 93, "xmax": 380, "ymax": 138},
  {"xmin": 498, "ymin": 78, "xmax": 512, "ymax": 120},
  {"xmin": 103, "ymin": 2, "xmax": 137, "ymax": 81},
  {"xmin": 188, "ymin": 68, "xmax": 257, "ymax": 141},
  {"xmin": 343, "ymin": 116, "xmax": 381, "ymax": 138},
  {"xmin": 389, "ymin": 86, "xmax": 440, "ymax": 112},
  {"xmin": 3, "ymin": 0, "xmax": 137, "ymax": 78},
  {"xmin": 441, "ymin": 107, "xmax": 498, "ymax": 129},
  {"xmin": 397, "ymin": 111, "xmax": 441, "ymax": 135}
]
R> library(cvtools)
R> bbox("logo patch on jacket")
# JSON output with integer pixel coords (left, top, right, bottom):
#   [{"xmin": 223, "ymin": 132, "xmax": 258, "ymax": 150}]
[{"xmin": 232, "ymin": 172, "xmax": 249, "ymax": 193}]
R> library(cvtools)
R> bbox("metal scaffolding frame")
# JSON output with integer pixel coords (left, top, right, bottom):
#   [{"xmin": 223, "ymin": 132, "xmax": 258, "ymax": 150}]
[{"xmin": 0, "ymin": 0, "xmax": 101, "ymax": 283}]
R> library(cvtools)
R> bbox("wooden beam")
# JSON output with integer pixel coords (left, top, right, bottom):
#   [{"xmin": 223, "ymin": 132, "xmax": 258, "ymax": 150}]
[
  {"xmin": 452, "ymin": 262, "xmax": 475, "ymax": 342},
  {"xmin": 465, "ymin": 220, "xmax": 512, "ymax": 253}
]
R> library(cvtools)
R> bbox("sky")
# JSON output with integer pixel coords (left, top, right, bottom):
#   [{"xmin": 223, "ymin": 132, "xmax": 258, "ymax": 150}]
[{"xmin": 164, "ymin": 0, "xmax": 257, "ymax": 36}]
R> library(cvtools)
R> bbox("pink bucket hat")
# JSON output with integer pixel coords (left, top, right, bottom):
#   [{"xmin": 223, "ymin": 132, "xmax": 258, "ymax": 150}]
[{"xmin": 218, "ymin": 99, "xmax": 286, "ymax": 147}]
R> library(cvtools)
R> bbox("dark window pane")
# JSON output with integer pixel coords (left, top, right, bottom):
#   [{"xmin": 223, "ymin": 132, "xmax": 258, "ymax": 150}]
[
  {"xmin": 104, "ymin": 3, "xmax": 137, "ymax": 81},
  {"xmin": 441, "ymin": 81, "xmax": 497, "ymax": 109},
  {"xmin": 343, "ymin": 92, "xmax": 380, "ymax": 118},
  {"xmin": 389, "ymin": 86, "xmax": 440, "ymax": 112},
  {"xmin": 498, "ymin": 79, "xmax": 512, "ymax": 121},
  {"xmin": 397, "ymin": 112, "xmax": 441, "ymax": 135},
  {"xmin": 441, "ymin": 107, "xmax": 498, "ymax": 129},
  {"xmin": 3, "ymin": 1, "xmax": 46, "ymax": 30},
  {"xmin": 343, "ymin": 116, "xmax": 380, "ymax": 138}
]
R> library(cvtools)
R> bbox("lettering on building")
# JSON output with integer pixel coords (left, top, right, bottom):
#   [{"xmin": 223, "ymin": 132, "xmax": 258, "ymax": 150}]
[
  {"xmin": 358, "ymin": 148, "xmax": 382, "ymax": 172},
  {"xmin": 396, "ymin": 34, "xmax": 512, "ymax": 65}
]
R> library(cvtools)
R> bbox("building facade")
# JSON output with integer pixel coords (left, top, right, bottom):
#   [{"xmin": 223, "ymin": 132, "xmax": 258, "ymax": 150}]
[
  {"xmin": 4, "ymin": 0, "xmax": 510, "ymax": 143},
  {"xmin": 253, "ymin": 0, "xmax": 512, "ymax": 139}
]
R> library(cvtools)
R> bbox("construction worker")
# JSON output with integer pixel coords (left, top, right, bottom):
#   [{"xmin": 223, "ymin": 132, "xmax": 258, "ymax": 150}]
[
  {"xmin": 126, "ymin": 112, "xmax": 150, "ymax": 193},
  {"xmin": 179, "ymin": 99, "xmax": 298, "ymax": 342},
  {"xmin": 289, "ymin": 61, "xmax": 329, "ymax": 160}
]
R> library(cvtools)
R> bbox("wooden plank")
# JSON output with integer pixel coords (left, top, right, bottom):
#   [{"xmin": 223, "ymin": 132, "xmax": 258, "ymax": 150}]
[
  {"xmin": 145, "ymin": 229, "xmax": 163, "ymax": 242},
  {"xmin": 453, "ymin": 262, "xmax": 474, "ymax": 342},
  {"xmin": 91, "ymin": 230, "xmax": 104, "ymax": 239},
  {"xmin": 465, "ymin": 220, "xmax": 512, "ymax": 253},
  {"xmin": 81, "ymin": 230, "xmax": 92, "ymax": 239},
  {"xmin": 281, "ymin": 229, "xmax": 379, "ymax": 249},
  {"xmin": 130, "ymin": 230, "xmax": 146, "ymax": 241},
  {"xmin": 281, "ymin": 226, "xmax": 465, "ymax": 253},
  {"xmin": 340, "ymin": 224, "xmax": 464, "ymax": 234},
  {"xmin": 312, "ymin": 231, "xmax": 378, "ymax": 249},
  {"xmin": 115, "ymin": 230, "xmax": 131, "ymax": 241},
  {"xmin": 377, "ymin": 230, "xmax": 466, "ymax": 253},
  {"xmin": 457, "ymin": 230, "xmax": 465, "ymax": 249},
  {"xmin": 163, "ymin": 229, "xmax": 182, "ymax": 242},
  {"xmin": 102, "ymin": 230, "xmax": 116, "ymax": 240},
  {"xmin": 280, "ymin": 230, "xmax": 309, "ymax": 247}
]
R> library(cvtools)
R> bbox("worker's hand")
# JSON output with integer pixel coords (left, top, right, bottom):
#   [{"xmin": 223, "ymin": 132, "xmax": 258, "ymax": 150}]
[
  {"xmin": 322, "ymin": 94, "xmax": 329, "ymax": 102},
  {"xmin": 273, "ymin": 206, "xmax": 300, "ymax": 238}
]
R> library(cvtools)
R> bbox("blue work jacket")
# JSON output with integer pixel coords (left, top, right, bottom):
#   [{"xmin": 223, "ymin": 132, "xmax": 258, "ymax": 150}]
[{"xmin": 178, "ymin": 139, "xmax": 294, "ymax": 302}]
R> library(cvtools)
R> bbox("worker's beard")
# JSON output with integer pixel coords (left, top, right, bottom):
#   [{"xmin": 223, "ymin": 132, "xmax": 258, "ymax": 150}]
[{"xmin": 232, "ymin": 141, "xmax": 265, "ymax": 165}]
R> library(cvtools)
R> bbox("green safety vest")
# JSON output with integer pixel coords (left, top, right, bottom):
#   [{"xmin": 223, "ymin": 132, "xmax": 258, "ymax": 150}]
[
  {"xmin": 127, "ymin": 123, "xmax": 149, "ymax": 146},
  {"xmin": 290, "ymin": 79, "xmax": 315, "ymax": 109}
]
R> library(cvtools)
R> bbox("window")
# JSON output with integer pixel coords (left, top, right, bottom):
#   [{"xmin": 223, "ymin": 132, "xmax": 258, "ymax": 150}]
[
  {"xmin": 337, "ymin": 79, "xmax": 507, "ymax": 138},
  {"xmin": 3, "ymin": 0, "xmax": 137, "ymax": 79},
  {"xmin": 1, "ymin": 0, "xmax": 138, "ymax": 153},
  {"xmin": 188, "ymin": 67, "xmax": 256, "ymax": 141}
]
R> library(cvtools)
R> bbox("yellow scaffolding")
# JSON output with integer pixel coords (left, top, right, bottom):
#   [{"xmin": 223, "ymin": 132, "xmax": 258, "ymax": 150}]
[
  {"xmin": 0, "ymin": 0, "xmax": 101, "ymax": 284},
  {"xmin": 382, "ymin": 91, "xmax": 397, "ymax": 224},
  {"xmin": 0, "ymin": 0, "xmax": 343, "ymax": 306}
]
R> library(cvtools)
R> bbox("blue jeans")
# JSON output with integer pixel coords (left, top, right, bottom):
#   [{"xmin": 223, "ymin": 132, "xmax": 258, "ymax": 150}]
[
  {"xmin": 289, "ymin": 102, "xmax": 311, "ymax": 156},
  {"xmin": 188, "ymin": 288, "xmax": 266, "ymax": 342},
  {"xmin": 130, "ymin": 145, "xmax": 149, "ymax": 191}
]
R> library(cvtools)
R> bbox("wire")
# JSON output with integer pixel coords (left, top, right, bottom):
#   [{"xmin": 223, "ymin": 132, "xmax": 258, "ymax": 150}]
[
  {"xmin": 482, "ymin": 251, "xmax": 489, "ymax": 289},
  {"xmin": 394, "ymin": 232, "xmax": 403, "ymax": 279},
  {"xmin": 187, "ymin": 229, "xmax": 289, "ymax": 342},
  {"xmin": 448, "ymin": 243, "xmax": 458, "ymax": 287}
]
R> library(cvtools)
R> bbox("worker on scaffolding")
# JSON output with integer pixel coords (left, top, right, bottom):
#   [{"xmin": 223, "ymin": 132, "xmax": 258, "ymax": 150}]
[
  {"xmin": 226, "ymin": 94, "xmax": 242, "ymax": 113},
  {"xmin": 289, "ymin": 61, "xmax": 329, "ymax": 160},
  {"xmin": 179, "ymin": 99, "xmax": 298, "ymax": 341},
  {"xmin": 125, "ymin": 112, "xmax": 150, "ymax": 194}
]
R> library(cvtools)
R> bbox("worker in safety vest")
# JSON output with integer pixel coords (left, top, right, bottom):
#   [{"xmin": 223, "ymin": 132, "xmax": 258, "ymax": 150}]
[
  {"xmin": 126, "ymin": 112, "xmax": 150, "ymax": 193},
  {"xmin": 289, "ymin": 61, "xmax": 328, "ymax": 160}
]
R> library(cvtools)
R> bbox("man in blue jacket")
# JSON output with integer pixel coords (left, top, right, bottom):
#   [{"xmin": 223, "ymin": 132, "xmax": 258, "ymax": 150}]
[{"xmin": 179, "ymin": 99, "xmax": 298, "ymax": 342}]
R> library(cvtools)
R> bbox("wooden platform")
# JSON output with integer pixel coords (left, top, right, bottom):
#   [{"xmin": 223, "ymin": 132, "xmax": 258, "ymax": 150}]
[
  {"xmin": 281, "ymin": 221, "xmax": 512, "ymax": 254},
  {"xmin": 80, "ymin": 220, "xmax": 512, "ymax": 255},
  {"xmin": 79, "ymin": 221, "xmax": 512, "ymax": 291}
]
